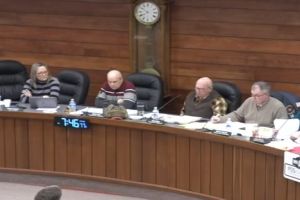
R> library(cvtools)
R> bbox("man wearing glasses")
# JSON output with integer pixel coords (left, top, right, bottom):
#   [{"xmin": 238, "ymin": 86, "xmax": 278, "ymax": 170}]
[{"xmin": 211, "ymin": 81, "xmax": 288, "ymax": 127}]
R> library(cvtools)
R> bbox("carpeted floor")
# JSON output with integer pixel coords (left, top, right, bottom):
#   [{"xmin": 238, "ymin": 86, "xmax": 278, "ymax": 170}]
[
  {"xmin": 0, "ymin": 182, "xmax": 146, "ymax": 200},
  {"xmin": 0, "ymin": 172, "xmax": 203, "ymax": 200}
]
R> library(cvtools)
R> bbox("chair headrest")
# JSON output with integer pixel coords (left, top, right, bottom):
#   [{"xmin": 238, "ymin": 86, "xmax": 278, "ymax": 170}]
[
  {"xmin": 57, "ymin": 70, "xmax": 90, "ymax": 104},
  {"xmin": 127, "ymin": 73, "xmax": 163, "ymax": 90},
  {"xmin": 127, "ymin": 72, "xmax": 164, "ymax": 111},
  {"xmin": 213, "ymin": 81, "xmax": 241, "ymax": 112},
  {"xmin": 0, "ymin": 60, "xmax": 28, "ymax": 101}
]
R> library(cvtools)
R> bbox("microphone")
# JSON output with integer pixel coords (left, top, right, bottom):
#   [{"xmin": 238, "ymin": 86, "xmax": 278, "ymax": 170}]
[
  {"xmin": 272, "ymin": 118, "xmax": 290, "ymax": 140},
  {"xmin": 158, "ymin": 95, "xmax": 181, "ymax": 111}
]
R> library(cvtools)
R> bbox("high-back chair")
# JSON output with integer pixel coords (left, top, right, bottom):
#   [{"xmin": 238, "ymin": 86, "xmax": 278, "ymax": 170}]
[
  {"xmin": 56, "ymin": 70, "xmax": 90, "ymax": 105},
  {"xmin": 0, "ymin": 60, "xmax": 28, "ymax": 101},
  {"xmin": 127, "ymin": 72, "xmax": 164, "ymax": 111},
  {"xmin": 271, "ymin": 91, "xmax": 300, "ymax": 118},
  {"xmin": 213, "ymin": 81, "xmax": 241, "ymax": 113}
]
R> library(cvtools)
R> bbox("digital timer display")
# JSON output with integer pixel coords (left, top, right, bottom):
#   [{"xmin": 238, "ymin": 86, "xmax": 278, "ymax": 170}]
[{"xmin": 54, "ymin": 116, "xmax": 90, "ymax": 129}]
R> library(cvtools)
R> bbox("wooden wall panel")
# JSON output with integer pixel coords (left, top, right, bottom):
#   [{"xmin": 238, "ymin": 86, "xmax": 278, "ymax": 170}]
[
  {"xmin": 116, "ymin": 128, "xmax": 131, "ymax": 180},
  {"xmin": 15, "ymin": 119, "xmax": 28, "ymax": 169},
  {"xmin": 170, "ymin": 0, "xmax": 300, "ymax": 111},
  {"xmin": 1, "ymin": 112, "xmax": 300, "ymax": 200},
  {"xmin": 106, "ymin": 127, "xmax": 117, "ymax": 178},
  {"xmin": 142, "ymin": 131, "xmax": 156, "ymax": 184},
  {"xmin": 130, "ymin": 130, "xmax": 142, "ymax": 182},
  {"xmin": 28, "ymin": 120, "xmax": 44, "ymax": 170},
  {"xmin": 91, "ymin": 125, "xmax": 106, "ymax": 176},
  {"xmin": 67, "ymin": 129, "xmax": 82, "ymax": 174},
  {"xmin": 4, "ymin": 119, "xmax": 16, "ymax": 168},
  {"xmin": 81, "ymin": 128, "xmax": 92, "ymax": 175},
  {"xmin": 176, "ymin": 136, "xmax": 190, "ymax": 190},
  {"xmin": 0, "ymin": 0, "xmax": 300, "ymax": 111},
  {"xmin": 43, "ymin": 121, "xmax": 55, "ymax": 171},
  {"xmin": 54, "ymin": 126, "xmax": 68, "ymax": 172},
  {"xmin": 0, "ymin": 119, "xmax": 4, "ymax": 167},
  {"xmin": 0, "ymin": 0, "xmax": 131, "ymax": 107},
  {"xmin": 189, "ymin": 139, "xmax": 201, "ymax": 192}
]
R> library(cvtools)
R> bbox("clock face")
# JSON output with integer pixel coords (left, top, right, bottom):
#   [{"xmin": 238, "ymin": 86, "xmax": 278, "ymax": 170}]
[{"xmin": 134, "ymin": 2, "xmax": 160, "ymax": 25}]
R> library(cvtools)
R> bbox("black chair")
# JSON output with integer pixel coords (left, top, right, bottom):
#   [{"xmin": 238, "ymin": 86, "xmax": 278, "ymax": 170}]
[
  {"xmin": 213, "ymin": 81, "xmax": 241, "ymax": 113},
  {"xmin": 271, "ymin": 91, "xmax": 300, "ymax": 118},
  {"xmin": 56, "ymin": 70, "xmax": 90, "ymax": 105},
  {"xmin": 127, "ymin": 72, "xmax": 164, "ymax": 111},
  {"xmin": 0, "ymin": 60, "xmax": 28, "ymax": 101}
]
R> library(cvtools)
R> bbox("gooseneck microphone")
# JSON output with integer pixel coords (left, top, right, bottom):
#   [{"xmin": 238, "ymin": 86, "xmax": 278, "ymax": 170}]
[{"xmin": 158, "ymin": 95, "xmax": 182, "ymax": 111}]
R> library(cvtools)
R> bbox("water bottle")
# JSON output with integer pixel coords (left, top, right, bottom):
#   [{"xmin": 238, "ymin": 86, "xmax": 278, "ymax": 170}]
[
  {"xmin": 225, "ymin": 118, "xmax": 232, "ymax": 132},
  {"xmin": 152, "ymin": 106, "xmax": 160, "ymax": 122},
  {"xmin": 68, "ymin": 98, "xmax": 77, "ymax": 112}
]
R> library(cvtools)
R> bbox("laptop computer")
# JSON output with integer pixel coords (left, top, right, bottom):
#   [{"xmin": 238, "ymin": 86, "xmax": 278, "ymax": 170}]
[{"xmin": 29, "ymin": 96, "xmax": 58, "ymax": 108}]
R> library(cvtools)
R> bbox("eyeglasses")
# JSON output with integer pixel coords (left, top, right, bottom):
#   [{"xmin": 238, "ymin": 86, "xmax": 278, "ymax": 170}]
[
  {"xmin": 252, "ymin": 93, "xmax": 266, "ymax": 98},
  {"xmin": 37, "ymin": 71, "xmax": 48, "ymax": 75}
]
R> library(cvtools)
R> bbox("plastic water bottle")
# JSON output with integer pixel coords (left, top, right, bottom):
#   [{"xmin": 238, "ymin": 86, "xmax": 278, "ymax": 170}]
[
  {"xmin": 225, "ymin": 118, "xmax": 232, "ymax": 132},
  {"xmin": 152, "ymin": 106, "xmax": 160, "ymax": 122},
  {"xmin": 69, "ymin": 98, "xmax": 77, "ymax": 112}
]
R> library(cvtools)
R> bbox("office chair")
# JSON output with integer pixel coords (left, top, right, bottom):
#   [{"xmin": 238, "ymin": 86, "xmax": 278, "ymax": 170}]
[
  {"xmin": 56, "ymin": 69, "xmax": 90, "ymax": 105},
  {"xmin": 213, "ymin": 81, "xmax": 241, "ymax": 113},
  {"xmin": 271, "ymin": 91, "xmax": 300, "ymax": 118},
  {"xmin": 0, "ymin": 60, "xmax": 28, "ymax": 101},
  {"xmin": 127, "ymin": 72, "xmax": 164, "ymax": 111}
]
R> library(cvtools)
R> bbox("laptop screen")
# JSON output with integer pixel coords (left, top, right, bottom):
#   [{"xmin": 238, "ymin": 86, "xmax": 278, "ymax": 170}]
[{"xmin": 29, "ymin": 96, "xmax": 58, "ymax": 108}]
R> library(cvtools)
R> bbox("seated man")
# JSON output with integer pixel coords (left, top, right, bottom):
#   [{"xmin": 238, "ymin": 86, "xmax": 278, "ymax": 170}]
[
  {"xmin": 95, "ymin": 69, "xmax": 137, "ymax": 109},
  {"xmin": 181, "ymin": 77, "xmax": 227, "ymax": 118},
  {"xmin": 211, "ymin": 81, "xmax": 288, "ymax": 127}
]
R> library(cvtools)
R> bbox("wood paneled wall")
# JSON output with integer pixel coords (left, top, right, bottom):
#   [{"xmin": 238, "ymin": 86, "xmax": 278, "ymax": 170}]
[
  {"xmin": 0, "ymin": 0, "xmax": 132, "ymax": 105},
  {"xmin": 0, "ymin": 0, "xmax": 300, "ymax": 110},
  {"xmin": 171, "ymin": 0, "xmax": 300, "ymax": 107}
]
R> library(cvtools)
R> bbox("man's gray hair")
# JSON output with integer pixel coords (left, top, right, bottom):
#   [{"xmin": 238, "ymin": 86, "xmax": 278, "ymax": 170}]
[
  {"xmin": 252, "ymin": 81, "xmax": 271, "ymax": 95},
  {"xmin": 34, "ymin": 185, "xmax": 62, "ymax": 200}
]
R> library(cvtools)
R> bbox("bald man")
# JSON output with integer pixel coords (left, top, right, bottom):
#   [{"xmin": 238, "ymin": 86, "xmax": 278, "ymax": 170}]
[
  {"xmin": 95, "ymin": 70, "xmax": 137, "ymax": 109},
  {"xmin": 181, "ymin": 77, "xmax": 227, "ymax": 118}
]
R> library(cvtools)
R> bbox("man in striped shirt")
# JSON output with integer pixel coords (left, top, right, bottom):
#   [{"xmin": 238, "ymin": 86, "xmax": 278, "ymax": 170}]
[
  {"xmin": 95, "ymin": 70, "xmax": 137, "ymax": 109},
  {"xmin": 20, "ymin": 62, "xmax": 60, "ymax": 103}
]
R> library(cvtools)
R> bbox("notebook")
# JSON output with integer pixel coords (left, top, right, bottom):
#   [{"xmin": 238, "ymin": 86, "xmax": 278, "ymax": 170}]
[{"xmin": 29, "ymin": 96, "xmax": 58, "ymax": 108}]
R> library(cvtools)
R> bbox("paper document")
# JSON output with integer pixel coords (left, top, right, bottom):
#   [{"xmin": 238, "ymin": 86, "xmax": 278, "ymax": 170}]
[
  {"xmin": 160, "ymin": 114, "xmax": 202, "ymax": 124},
  {"xmin": 266, "ymin": 139, "xmax": 300, "ymax": 150},
  {"xmin": 274, "ymin": 119, "xmax": 300, "ymax": 140},
  {"xmin": 183, "ymin": 122, "xmax": 208, "ymax": 130},
  {"xmin": 37, "ymin": 106, "xmax": 59, "ymax": 113}
]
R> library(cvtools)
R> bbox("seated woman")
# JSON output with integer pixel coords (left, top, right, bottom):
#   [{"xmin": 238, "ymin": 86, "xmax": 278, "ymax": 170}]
[{"xmin": 20, "ymin": 62, "xmax": 60, "ymax": 103}]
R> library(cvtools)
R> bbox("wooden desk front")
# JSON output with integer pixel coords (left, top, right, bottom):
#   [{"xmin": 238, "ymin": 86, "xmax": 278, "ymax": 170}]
[{"xmin": 0, "ymin": 111, "xmax": 299, "ymax": 200}]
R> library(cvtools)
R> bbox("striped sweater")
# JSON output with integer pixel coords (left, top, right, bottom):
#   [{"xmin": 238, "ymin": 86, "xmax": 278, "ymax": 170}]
[
  {"xmin": 20, "ymin": 77, "xmax": 60, "ymax": 103},
  {"xmin": 95, "ymin": 80, "xmax": 137, "ymax": 109}
]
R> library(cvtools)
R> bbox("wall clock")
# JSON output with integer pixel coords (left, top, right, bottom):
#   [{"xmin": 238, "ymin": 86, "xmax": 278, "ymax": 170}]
[
  {"xmin": 130, "ymin": 0, "xmax": 172, "ymax": 91},
  {"xmin": 134, "ymin": 2, "xmax": 160, "ymax": 25}
]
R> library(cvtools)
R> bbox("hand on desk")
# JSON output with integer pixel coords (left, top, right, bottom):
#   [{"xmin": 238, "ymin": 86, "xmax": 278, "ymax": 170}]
[
  {"xmin": 117, "ymin": 99, "xmax": 124, "ymax": 105},
  {"xmin": 210, "ymin": 115, "xmax": 221, "ymax": 123}
]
